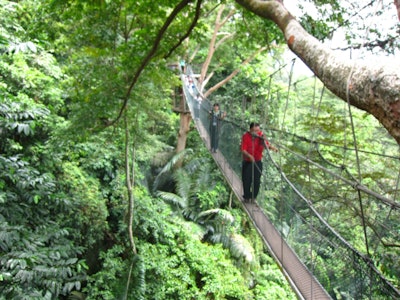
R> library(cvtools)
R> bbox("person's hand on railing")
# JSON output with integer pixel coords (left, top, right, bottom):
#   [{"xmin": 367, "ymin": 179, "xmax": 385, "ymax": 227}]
[{"xmin": 269, "ymin": 145, "xmax": 279, "ymax": 152}]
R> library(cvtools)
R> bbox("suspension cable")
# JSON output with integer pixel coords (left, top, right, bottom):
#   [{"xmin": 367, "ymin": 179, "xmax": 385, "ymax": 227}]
[
  {"xmin": 269, "ymin": 127, "xmax": 400, "ymax": 160},
  {"xmin": 345, "ymin": 0, "xmax": 385, "ymax": 259},
  {"xmin": 276, "ymin": 143, "xmax": 400, "ymax": 210},
  {"xmin": 280, "ymin": 58, "xmax": 296, "ymax": 129}
]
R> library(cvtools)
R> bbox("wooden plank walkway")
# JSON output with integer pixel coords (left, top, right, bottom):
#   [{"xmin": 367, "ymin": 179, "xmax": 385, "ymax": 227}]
[{"xmin": 194, "ymin": 117, "xmax": 332, "ymax": 300}]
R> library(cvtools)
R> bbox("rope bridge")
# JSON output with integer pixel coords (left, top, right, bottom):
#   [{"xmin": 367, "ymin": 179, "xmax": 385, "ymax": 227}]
[{"xmin": 180, "ymin": 69, "xmax": 400, "ymax": 299}]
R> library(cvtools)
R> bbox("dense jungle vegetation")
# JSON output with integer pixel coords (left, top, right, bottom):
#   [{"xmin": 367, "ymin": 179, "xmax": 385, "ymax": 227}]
[{"xmin": 1, "ymin": 0, "xmax": 399, "ymax": 299}]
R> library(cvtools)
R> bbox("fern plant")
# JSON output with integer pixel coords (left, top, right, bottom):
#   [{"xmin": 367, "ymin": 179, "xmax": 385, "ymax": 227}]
[{"xmin": 155, "ymin": 151, "xmax": 255, "ymax": 263}]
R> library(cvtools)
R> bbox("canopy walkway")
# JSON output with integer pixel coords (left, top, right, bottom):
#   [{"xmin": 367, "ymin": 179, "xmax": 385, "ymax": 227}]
[{"xmin": 179, "ymin": 70, "xmax": 400, "ymax": 299}]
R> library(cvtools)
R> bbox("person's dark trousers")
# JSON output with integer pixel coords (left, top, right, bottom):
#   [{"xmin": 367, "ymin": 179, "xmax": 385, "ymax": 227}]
[
  {"xmin": 242, "ymin": 160, "xmax": 263, "ymax": 200},
  {"xmin": 210, "ymin": 125, "xmax": 219, "ymax": 150}
]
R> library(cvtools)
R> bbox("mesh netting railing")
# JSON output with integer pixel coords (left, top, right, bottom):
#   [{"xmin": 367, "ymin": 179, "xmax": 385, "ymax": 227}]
[
  {"xmin": 181, "ymin": 70, "xmax": 400, "ymax": 299},
  {"xmin": 263, "ymin": 130, "xmax": 400, "ymax": 299}
]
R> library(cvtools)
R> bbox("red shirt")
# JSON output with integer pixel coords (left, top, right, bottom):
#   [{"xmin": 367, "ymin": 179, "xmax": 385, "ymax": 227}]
[{"xmin": 241, "ymin": 131, "xmax": 270, "ymax": 162}]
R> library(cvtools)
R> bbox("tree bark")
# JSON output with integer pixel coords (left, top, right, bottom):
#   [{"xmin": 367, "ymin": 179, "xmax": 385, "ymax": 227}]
[
  {"xmin": 395, "ymin": 0, "xmax": 400, "ymax": 21},
  {"xmin": 176, "ymin": 112, "xmax": 192, "ymax": 167},
  {"xmin": 235, "ymin": 0, "xmax": 400, "ymax": 144},
  {"xmin": 124, "ymin": 114, "xmax": 137, "ymax": 256}
]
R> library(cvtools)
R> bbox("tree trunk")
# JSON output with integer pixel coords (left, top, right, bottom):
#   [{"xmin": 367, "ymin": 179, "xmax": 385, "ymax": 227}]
[
  {"xmin": 176, "ymin": 112, "xmax": 192, "ymax": 166},
  {"xmin": 395, "ymin": 0, "xmax": 400, "ymax": 21},
  {"xmin": 235, "ymin": 0, "xmax": 400, "ymax": 144},
  {"xmin": 124, "ymin": 114, "xmax": 137, "ymax": 256}
]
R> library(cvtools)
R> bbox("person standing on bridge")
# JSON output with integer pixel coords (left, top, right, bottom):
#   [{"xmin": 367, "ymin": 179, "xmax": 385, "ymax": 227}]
[
  {"xmin": 209, "ymin": 103, "xmax": 226, "ymax": 153},
  {"xmin": 241, "ymin": 122, "xmax": 278, "ymax": 203}
]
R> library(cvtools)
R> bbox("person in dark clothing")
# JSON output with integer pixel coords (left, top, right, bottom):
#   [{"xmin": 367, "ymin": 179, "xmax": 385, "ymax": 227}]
[
  {"xmin": 240, "ymin": 122, "xmax": 278, "ymax": 203},
  {"xmin": 209, "ymin": 103, "xmax": 226, "ymax": 153}
]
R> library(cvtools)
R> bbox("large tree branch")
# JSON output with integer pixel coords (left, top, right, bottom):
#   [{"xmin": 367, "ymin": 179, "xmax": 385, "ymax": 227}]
[
  {"xmin": 202, "ymin": 70, "xmax": 215, "ymax": 91},
  {"xmin": 111, "ymin": 0, "xmax": 194, "ymax": 126},
  {"xmin": 199, "ymin": 5, "xmax": 236, "ymax": 89},
  {"xmin": 214, "ymin": 32, "xmax": 235, "ymax": 49},
  {"xmin": 204, "ymin": 46, "xmax": 267, "ymax": 98},
  {"xmin": 235, "ymin": 0, "xmax": 400, "ymax": 144},
  {"xmin": 395, "ymin": 0, "xmax": 400, "ymax": 21},
  {"xmin": 164, "ymin": 0, "xmax": 203, "ymax": 59},
  {"xmin": 334, "ymin": 36, "xmax": 398, "ymax": 52}
]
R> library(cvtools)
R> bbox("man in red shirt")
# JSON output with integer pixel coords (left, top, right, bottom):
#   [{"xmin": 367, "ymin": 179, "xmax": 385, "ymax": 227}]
[{"xmin": 240, "ymin": 122, "xmax": 278, "ymax": 203}]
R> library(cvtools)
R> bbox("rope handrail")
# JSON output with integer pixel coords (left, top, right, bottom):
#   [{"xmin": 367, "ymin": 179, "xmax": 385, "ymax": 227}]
[
  {"xmin": 265, "ymin": 148, "xmax": 400, "ymax": 297},
  {"xmin": 276, "ymin": 143, "xmax": 400, "ymax": 210},
  {"xmin": 268, "ymin": 127, "xmax": 400, "ymax": 160}
]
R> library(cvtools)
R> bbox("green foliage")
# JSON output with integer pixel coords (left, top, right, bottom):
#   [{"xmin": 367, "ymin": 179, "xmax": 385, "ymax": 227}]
[
  {"xmin": 40, "ymin": 0, "xmax": 196, "ymax": 137},
  {"xmin": 204, "ymin": 50, "xmax": 284, "ymax": 130},
  {"xmin": 0, "ymin": 95, "xmax": 50, "ymax": 155},
  {"xmin": 155, "ymin": 151, "xmax": 258, "ymax": 265},
  {"xmin": 297, "ymin": 0, "xmax": 399, "ymax": 53},
  {"xmin": 83, "ymin": 245, "xmax": 126, "ymax": 300},
  {"xmin": 0, "ymin": 155, "xmax": 86, "ymax": 299},
  {"xmin": 300, "ymin": 15, "xmax": 333, "ymax": 41},
  {"xmin": 58, "ymin": 161, "xmax": 108, "ymax": 247},
  {"xmin": 252, "ymin": 253, "xmax": 297, "ymax": 300},
  {"xmin": 196, "ymin": 181, "xmax": 228, "ymax": 210},
  {"xmin": 0, "ymin": 47, "xmax": 64, "ymax": 158},
  {"xmin": 0, "ymin": 3, "xmax": 112, "ymax": 297},
  {"xmin": 139, "ymin": 221, "xmax": 252, "ymax": 299},
  {"xmin": 4, "ymin": 0, "xmax": 399, "ymax": 298}
]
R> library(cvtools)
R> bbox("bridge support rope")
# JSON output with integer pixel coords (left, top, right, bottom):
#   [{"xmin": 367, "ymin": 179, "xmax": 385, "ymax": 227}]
[
  {"xmin": 180, "ymin": 66, "xmax": 400, "ymax": 299},
  {"xmin": 181, "ymin": 74, "xmax": 331, "ymax": 300}
]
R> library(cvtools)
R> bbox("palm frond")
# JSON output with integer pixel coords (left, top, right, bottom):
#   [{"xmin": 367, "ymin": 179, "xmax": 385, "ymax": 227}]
[
  {"xmin": 68, "ymin": 291, "xmax": 86, "ymax": 300},
  {"xmin": 209, "ymin": 232, "xmax": 224, "ymax": 244},
  {"xmin": 156, "ymin": 190, "xmax": 186, "ymax": 209},
  {"xmin": 195, "ymin": 163, "xmax": 212, "ymax": 190},
  {"xmin": 151, "ymin": 146, "xmax": 175, "ymax": 168},
  {"xmin": 174, "ymin": 169, "xmax": 193, "ymax": 201},
  {"xmin": 178, "ymin": 218, "xmax": 206, "ymax": 240},
  {"xmin": 182, "ymin": 207, "xmax": 199, "ymax": 222},
  {"xmin": 196, "ymin": 209, "xmax": 254, "ymax": 262},
  {"xmin": 197, "ymin": 208, "xmax": 220, "ymax": 221},
  {"xmin": 152, "ymin": 149, "xmax": 193, "ymax": 191},
  {"xmin": 165, "ymin": 149, "xmax": 193, "ymax": 172},
  {"xmin": 197, "ymin": 209, "xmax": 234, "ymax": 224},
  {"xmin": 229, "ymin": 233, "xmax": 255, "ymax": 263},
  {"xmin": 183, "ymin": 156, "xmax": 207, "ymax": 174}
]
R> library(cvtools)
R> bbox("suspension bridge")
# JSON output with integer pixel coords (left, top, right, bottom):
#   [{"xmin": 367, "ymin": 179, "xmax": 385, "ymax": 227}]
[{"xmin": 178, "ymin": 66, "xmax": 400, "ymax": 299}]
